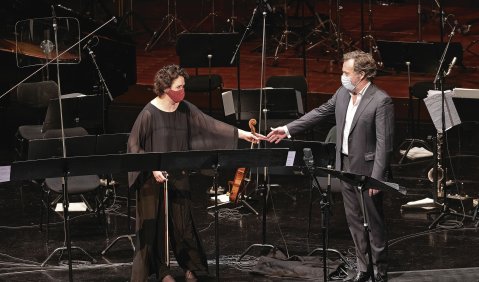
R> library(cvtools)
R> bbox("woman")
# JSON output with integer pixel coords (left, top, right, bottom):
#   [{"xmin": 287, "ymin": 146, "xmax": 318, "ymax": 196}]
[{"xmin": 128, "ymin": 64, "xmax": 260, "ymax": 282}]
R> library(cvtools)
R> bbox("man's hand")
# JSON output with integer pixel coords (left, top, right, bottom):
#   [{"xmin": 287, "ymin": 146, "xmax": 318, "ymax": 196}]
[
  {"xmin": 153, "ymin": 171, "xmax": 167, "ymax": 183},
  {"xmin": 369, "ymin": 188, "xmax": 380, "ymax": 197},
  {"xmin": 266, "ymin": 127, "xmax": 287, "ymax": 144}
]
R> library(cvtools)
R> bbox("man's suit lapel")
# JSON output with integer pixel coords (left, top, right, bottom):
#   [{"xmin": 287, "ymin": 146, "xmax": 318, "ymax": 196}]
[{"xmin": 349, "ymin": 84, "xmax": 376, "ymax": 134}]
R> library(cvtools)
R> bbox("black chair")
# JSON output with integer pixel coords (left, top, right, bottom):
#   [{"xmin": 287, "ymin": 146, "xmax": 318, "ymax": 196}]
[
  {"xmin": 14, "ymin": 81, "xmax": 101, "ymax": 160},
  {"xmin": 184, "ymin": 72, "xmax": 223, "ymax": 114},
  {"xmin": 14, "ymin": 81, "xmax": 59, "ymax": 159},
  {"xmin": 176, "ymin": 33, "xmax": 240, "ymax": 115},
  {"xmin": 37, "ymin": 128, "xmax": 103, "ymax": 235}
]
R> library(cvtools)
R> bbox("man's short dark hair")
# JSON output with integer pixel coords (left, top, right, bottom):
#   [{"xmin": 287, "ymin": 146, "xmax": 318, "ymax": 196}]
[
  {"xmin": 343, "ymin": 51, "xmax": 377, "ymax": 79},
  {"xmin": 153, "ymin": 64, "xmax": 189, "ymax": 95}
]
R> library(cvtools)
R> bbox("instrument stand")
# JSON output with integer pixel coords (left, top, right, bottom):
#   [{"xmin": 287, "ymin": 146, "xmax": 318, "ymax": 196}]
[
  {"xmin": 428, "ymin": 26, "xmax": 458, "ymax": 230},
  {"xmin": 237, "ymin": 181, "xmax": 275, "ymax": 262},
  {"xmin": 101, "ymin": 185, "xmax": 136, "ymax": 255},
  {"xmin": 101, "ymin": 233, "xmax": 136, "ymax": 255},
  {"xmin": 236, "ymin": 196, "xmax": 259, "ymax": 215},
  {"xmin": 227, "ymin": 0, "xmax": 243, "ymax": 32},
  {"xmin": 305, "ymin": 0, "xmax": 347, "ymax": 63},
  {"xmin": 360, "ymin": 0, "xmax": 383, "ymax": 68},
  {"xmin": 206, "ymin": 178, "xmax": 259, "ymax": 215},
  {"xmin": 144, "ymin": 0, "xmax": 188, "ymax": 52},
  {"xmin": 193, "ymin": 0, "xmax": 220, "ymax": 32},
  {"xmin": 116, "ymin": 8, "xmax": 153, "ymax": 36},
  {"xmin": 273, "ymin": 0, "xmax": 301, "ymax": 64}
]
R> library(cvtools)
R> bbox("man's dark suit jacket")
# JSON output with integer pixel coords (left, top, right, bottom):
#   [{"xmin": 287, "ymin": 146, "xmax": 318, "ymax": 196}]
[{"xmin": 287, "ymin": 83, "xmax": 395, "ymax": 181}]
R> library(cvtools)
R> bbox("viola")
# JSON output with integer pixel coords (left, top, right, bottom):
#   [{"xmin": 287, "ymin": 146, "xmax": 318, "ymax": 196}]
[{"xmin": 229, "ymin": 119, "xmax": 257, "ymax": 203}]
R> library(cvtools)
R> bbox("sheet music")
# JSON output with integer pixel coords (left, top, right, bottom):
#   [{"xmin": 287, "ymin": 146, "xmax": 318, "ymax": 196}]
[
  {"xmin": 424, "ymin": 90, "xmax": 461, "ymax": 133},
  {"xmin": 0, "ymin": 166, "xmax": 11, "ymax": 183},
  {"xmin": 286, "ymin": 151, "xmax": 296, "ymax": 167}
]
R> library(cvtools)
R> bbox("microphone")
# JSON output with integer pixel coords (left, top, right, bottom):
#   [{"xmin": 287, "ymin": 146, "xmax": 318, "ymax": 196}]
[
  {"xmin": 303, "ymin": 148, "xmax": 314, "ymax": 168},
  {"xmin": 445, "ymin": 57, "xmax": 457, "ymax": 76}
]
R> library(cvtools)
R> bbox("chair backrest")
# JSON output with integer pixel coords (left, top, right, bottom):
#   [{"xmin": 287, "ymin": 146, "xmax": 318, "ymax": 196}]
[
  {"xmin": 95, "ymin": 133, "xmax": 129, "ymax": 155},
  {"xmin": 28, "ymin": 127, "xmax": 95, "ymax": 160},
  {"xmin": 176, "ymin": 33, "xmax": 240, "ymax": 68},
  {"xmin": 16, "ymin": 80, "xmax": 58, "ymax": 108},
  {"xmin": 325, "ymin": 125, "xmax": 337, "ymax": 144},
  {"xmin": 42, "ymin": 94, "xmax": 102, "ymax": 133},
  {"xmin": 266, "ymin": 76, "xmax": 308, "ymax": 98}
]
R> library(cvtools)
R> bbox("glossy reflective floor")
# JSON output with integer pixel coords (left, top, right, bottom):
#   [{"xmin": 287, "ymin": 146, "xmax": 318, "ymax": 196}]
[
  {"xmin": 1, "ymin": 126, "xmax": 479, "ymax": 282},
  {"xmin": 2, "ymin": 0, "xmax": 479, "ymax": 280}
]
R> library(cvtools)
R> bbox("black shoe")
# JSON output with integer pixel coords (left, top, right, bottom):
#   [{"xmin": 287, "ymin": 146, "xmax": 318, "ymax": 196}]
[{"xmin": 343, "ymin": 271, "xmax": 371, "ymax": 282}]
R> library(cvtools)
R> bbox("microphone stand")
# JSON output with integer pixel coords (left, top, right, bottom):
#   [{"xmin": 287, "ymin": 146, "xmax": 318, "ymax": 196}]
[
  {"xmin": 238, "ymin": 1, "xmax": 277, "ymax": 262},
  {"xmin": 428, "ymin": 25, "xmax": 457, "ymax": 230},
  {"xmin": 230, "ymin": 5, "xmax": 259, "ymax": 123},
  {"xmin": 0, "ymin": 14, "xmax": 117, "ymax": 282},
  {"xmin": 303, "ymin": 154, "xmax": 332, "ymax": 282},
  {"xmin": 50, "ymin": 6, "xmax": 73, "ymax": 281},
  {"xmin": 85, "ymin": 43, "xmax": 114, "ymax": 134}
]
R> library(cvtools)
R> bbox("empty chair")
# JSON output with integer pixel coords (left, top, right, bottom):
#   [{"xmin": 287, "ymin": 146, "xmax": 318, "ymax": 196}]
[
  {"xmin": 176, "ymin": 33, "xmax": 239, "ymax": 115},
  {"xmin": 14, "ymin": 81, "xmax": 59, "ymax": 159},
  {"xmin": 38, "ymin": 127, "xmax": 103, "ymax": 233}
]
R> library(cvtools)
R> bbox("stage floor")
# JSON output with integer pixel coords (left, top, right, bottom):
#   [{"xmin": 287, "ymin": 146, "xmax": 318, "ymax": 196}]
[
  {"xmin": 1, "ymin": 0, "xmax": 479, "ymax": 281},
  {"xmin": 0, "ymin": 167, "xmax": 478, "ymax": 281}
]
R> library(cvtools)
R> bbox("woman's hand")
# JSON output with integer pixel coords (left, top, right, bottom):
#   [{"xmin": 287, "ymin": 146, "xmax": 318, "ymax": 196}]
[
  {"xmin": 266, "ymin": 127, "xmax": 287, "ymax": 144},
  {"xmin": 238, "ymin": 129, "xmax": 265, "ymax": 144},
  {"xmin": 153, "ymin": 171, "xmax": 167, "ymax": 183}
]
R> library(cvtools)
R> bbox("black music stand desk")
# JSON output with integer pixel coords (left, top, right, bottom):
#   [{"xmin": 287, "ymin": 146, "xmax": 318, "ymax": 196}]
[
  {"xmin": 9, "ymin": 148, "xmax": 289, "ymax": 282},
  {"xmin": 314, "ymin": 167, "xmax": 405, "ymax": 282}
]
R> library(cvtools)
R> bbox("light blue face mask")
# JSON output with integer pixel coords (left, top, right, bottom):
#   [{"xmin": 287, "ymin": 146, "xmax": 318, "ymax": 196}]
[{"xmin": 341, "ymin": 74, "xmax": 358, "ymax": 91}]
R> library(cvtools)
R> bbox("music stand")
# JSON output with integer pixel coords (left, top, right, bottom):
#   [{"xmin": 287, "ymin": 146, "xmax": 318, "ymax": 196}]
[
  {"xmin": 10, "ymin": 148, "xmax": 288, "ymax": 281},
  {"xmin": 258, "ymin": 140, "xmax": 339, "ymax": 281},
  {"xmin": 42, "ymin": 94, "xmax": 102, "ymax": 133},
  {"xmin": 314, "ymin": 167, "xmax": 406, "ymax": 282},
  {"xmin": 209, "ymin": 148, "xmax": 290, "ymax": 281},
  {"xmin": 176, "ymin": 33, "xmax": 240, "ymax": 114},
  {"xmin": 222, "ymin": 88, "xmax": 304, "ymax": 126}
]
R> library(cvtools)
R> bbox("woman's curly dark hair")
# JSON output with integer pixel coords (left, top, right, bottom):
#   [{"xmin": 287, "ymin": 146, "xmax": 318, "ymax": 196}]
[{"xmin": 153, "ymin": 64, "xmax": 189, "ymax": 96}]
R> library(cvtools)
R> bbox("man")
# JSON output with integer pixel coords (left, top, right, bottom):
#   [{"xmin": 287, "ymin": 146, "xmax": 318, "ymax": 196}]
[{"xmin": 266, "ymin": 51, "xmax": 394, "ymax": 282}]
